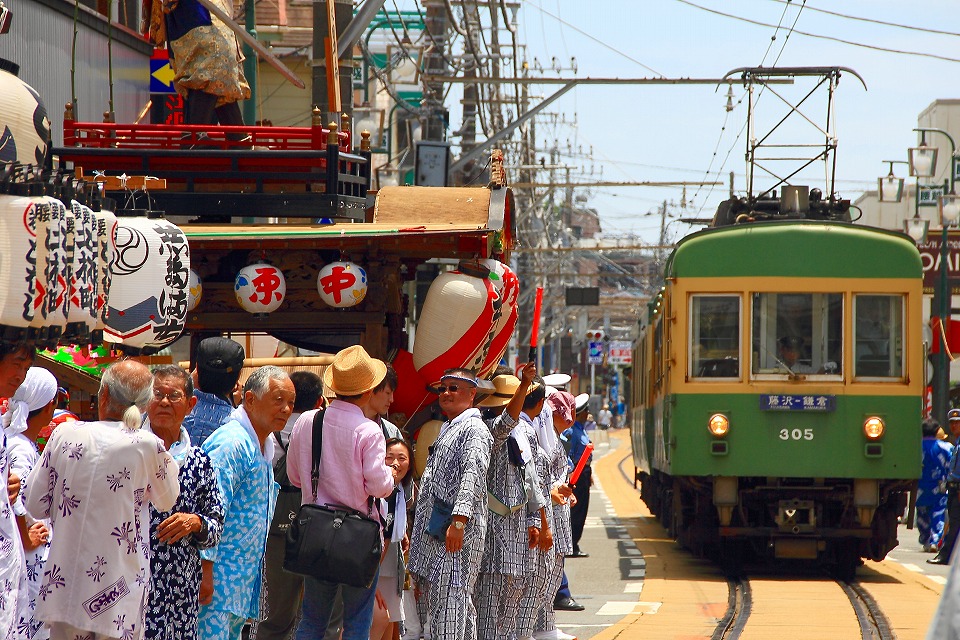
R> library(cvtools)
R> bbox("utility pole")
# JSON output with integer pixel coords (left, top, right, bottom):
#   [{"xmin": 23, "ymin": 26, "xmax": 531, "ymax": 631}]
[
  {"xmin": 313, "ymin": 0, "xmax": 353, "ymax": 122},
  {"xmin": 422, "ymin": 0, "xmax": 449, "ymax": 142}
]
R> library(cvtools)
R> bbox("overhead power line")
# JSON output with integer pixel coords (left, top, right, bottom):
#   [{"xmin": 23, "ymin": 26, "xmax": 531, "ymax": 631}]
[
  {"xmin": 672, "ymin": 0, "xmax": 960, "ymax": 64},
  {"xmin": 765, "ymin": 0, "xmax": 960, "ymax": 37}
]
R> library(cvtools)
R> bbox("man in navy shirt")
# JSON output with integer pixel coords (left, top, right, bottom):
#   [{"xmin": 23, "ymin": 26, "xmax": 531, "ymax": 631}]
[
  {"xmin": 184, "ymin": 337, "xmax": 245, "ymax": 446},
  {"xmin": 562, "ymin": 393, "xmax": 592, "ymax": 558}
]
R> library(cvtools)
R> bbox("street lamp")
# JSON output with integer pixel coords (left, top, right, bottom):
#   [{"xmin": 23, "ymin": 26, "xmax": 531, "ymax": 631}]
[
  {"xmin": 910, "ymin": 127, "xmax": 957, "ymax": 426},
  {"xmin": 879, "ymin": 160, "xmax": 906, "ymax": 203}
]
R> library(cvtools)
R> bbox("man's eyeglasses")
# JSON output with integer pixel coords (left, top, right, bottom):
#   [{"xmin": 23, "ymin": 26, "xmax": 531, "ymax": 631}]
[
  {"xmin": 436, "ymin": 385, "xmax": 461, "ymax": 394},
  {"xmin": 153, "ymin": 389, "xmax": 185, "ymax": 403}
]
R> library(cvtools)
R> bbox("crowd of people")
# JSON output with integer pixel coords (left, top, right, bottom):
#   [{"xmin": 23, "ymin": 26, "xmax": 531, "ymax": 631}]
[{"xmin": 0, "ymin": 337, "xmax": 598, "ymax": 640}]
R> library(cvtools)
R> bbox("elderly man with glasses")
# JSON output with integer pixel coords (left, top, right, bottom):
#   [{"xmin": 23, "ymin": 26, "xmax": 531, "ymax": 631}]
[
  {"xmin": 408, "ymin": 368, "xmax": 493, "ymax": 640},
  {"xmin": 144, "ymin": 365, "xmax": 225, "ymax": 640}
]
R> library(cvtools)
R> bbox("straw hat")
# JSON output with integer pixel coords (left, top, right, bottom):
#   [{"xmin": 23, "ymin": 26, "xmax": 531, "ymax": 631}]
[
  {"xmin": 322, "ymin": 345, "xmax": 387, "ymax": 396},
  {"xmin": 477, "ymin": 374, "xmax": 521, "ymax": 408}
]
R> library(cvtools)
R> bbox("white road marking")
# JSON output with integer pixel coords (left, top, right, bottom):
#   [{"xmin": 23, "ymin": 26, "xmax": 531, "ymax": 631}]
[
  {"xmin": 623, "ymin": 582, "xmax": 644, "ymax": 594},
  {"xmin": 596, "ymin": 601, "xmax": 661, "ymax": 615},
  {"xmin": 929, "ymin": 575, "xmax": 948, "ymax": 585}
]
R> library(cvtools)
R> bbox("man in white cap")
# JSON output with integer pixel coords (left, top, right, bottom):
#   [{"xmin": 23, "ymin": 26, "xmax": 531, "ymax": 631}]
[
  {"xmin": 287, "ymin": 345, "xmax": 397, "ymax": 639},
  {"xmin": 408, "ymin": 368, "xmax": 493, "ymax": 640},
  {"xmin": 474, "ymin": 363, "xmax": 548, "ymax": 640},
  {"xmin": 5, "ymin": 366, "xmax": 59, "ymax": 639}
]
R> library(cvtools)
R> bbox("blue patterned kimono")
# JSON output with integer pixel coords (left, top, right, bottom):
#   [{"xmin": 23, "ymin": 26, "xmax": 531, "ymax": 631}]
[
  {"xmin": 919, "ymin": 436, "xmax": 955, "ymax": 548},
  {"xmin": 198, "ymin": 409, "xmax": 278, "ymax": 635}
]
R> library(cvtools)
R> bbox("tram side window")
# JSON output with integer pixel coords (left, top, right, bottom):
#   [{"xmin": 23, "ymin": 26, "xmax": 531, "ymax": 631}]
[
  {"xmin": 854, "ymin": 295, "xmax": 904, "ymax": 378},
  {"xmin": 691, "ymin": 295, "xmax": 740, "ymax": 378},
  {"xmin": 751, "ymin": 293, "xmax": 843, "ymax": 375}
]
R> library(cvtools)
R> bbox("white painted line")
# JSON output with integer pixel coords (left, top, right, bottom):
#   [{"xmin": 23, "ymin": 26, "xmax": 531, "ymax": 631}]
[
  {"xmin": 929, "ymin": 575, "xmax": 948, "ymax": 585},
  {"xmin": 595, "ymin": 601, "xmax": 661, "ymax": 615},
  {"xmin": 623, "ymin": 582, "xmax": 644, "ymax": 594},
  {"xmin": 557, "ymin": 624, "xmax": 613, "ymax": 629},
  {"xmin": 900, "ymin": 563, "xmax": 923, "ymax": 573}
]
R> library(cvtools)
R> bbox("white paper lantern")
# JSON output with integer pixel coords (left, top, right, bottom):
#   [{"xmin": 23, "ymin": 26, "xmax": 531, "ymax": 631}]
[
  {"xmin": 0, "ymin": 66, "xmax": 50, "ymax": 167},
  {"xmin": 235, "ymin": 263, "xmax": 286, "ymax": 314},
  {"xmin": 66, "ymin": 200, "xmax": 99, "ymax": 337},
  {"xmin": 0, "ymin": 194, "xmax": 43, "ymax": 339},
  {"xmin": 29, "ymin": 197, "xmax": 69, "ymax": 340},
  {"xmin": 104, "ymin": 216, "xmax": 190, "ymax": 348},
  {"xmin": 91, "ymin": 207, "xmax": 118, "ymax": 335},
  {"xmin": 317, "ymin": 261, "xmax": 367, "ymax": 308},
  {"xmin": 188, "ymin": 269, "xmax": 202, "ymax": 311}
]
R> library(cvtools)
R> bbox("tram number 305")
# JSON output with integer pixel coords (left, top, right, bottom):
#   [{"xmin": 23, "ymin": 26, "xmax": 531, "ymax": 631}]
[{"xmin": 779, "ymin": 428, "xmax": 814, "ymax": 441}]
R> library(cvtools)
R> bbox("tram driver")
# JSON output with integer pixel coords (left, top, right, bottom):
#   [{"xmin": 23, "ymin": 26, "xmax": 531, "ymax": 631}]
[{"xmin": 776, "ymin": 336, "xmax": 838, "ymax": 375}]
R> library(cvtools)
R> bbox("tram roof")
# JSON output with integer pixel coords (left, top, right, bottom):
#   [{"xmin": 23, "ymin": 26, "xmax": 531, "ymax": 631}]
[{"xmin": 666, "ymin": 221, "xmax": 922, "ymax": 279}]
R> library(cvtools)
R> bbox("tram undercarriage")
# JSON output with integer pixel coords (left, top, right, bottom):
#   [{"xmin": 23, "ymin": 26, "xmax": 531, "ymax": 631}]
[{"xmin": 638, "ymin": 469, "xmax": 910, "ymax": 577}]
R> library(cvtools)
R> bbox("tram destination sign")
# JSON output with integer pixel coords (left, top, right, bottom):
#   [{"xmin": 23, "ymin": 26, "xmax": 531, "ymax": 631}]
[{"xmin": 759, "ymin": 394, "xmax": 836, "ymax": 412}]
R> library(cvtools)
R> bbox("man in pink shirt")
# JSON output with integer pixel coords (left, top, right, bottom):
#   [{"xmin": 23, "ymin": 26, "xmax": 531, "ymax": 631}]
[{"xmin": 287, "ymin": 345, "xmax": 397, "ymax": 640}]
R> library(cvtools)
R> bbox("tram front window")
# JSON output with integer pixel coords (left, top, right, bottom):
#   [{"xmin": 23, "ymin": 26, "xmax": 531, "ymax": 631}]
[
  {"xmin": 752, "ymin": 293, "xmax": 842, "ymax": 376},
  {"xmin": 691, "ymin": 295, "xmax": 740, "ymax": 378},
  {"xmin": 854, "ymin": 294, "xmax": 904, "ymax": 379}
]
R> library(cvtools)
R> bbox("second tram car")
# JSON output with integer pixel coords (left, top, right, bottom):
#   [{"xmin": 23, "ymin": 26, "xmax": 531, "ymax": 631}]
[{"xmin": 630, "ymin": 218, "xmax": 923, "ymax": 575}]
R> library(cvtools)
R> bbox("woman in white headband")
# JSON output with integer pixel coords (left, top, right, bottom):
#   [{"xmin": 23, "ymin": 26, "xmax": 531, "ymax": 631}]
[{"xmin": 4, "ymin": 366, "xmax": 59, "ymax": 640}]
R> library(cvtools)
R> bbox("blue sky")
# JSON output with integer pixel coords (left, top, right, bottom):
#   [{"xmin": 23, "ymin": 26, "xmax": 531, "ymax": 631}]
[{"xmin": 398, "ymin": 0, "xmax": 960, "ymax": 242}]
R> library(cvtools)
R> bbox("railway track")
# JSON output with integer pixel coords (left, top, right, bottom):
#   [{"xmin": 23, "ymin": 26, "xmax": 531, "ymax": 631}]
[{"xmin": 711, "ymin": 575, "xmax": 896, "ymax": 640}]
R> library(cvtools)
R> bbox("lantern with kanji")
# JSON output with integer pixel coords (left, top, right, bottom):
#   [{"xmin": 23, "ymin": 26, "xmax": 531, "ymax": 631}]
[
  {"xmin": 0, "ymin": 194, "xmax": 45, "ymax": 340},
  {"xmin": 30, "ymin": 197, "xmax": 70, "ymax": 342},
  {"xmin": 235, "ymin": 262, "xmax": 286, "ymax": 314},
  {"xmin": 188, "ymin": 269, "xmax": 202, "ymax": 311},
  {"xmin": 91, "ymin": 206, "xmax": 118, "ymax": 338},
  {"xmin": 66, "ymin": 200, "xmax": 99, "ymax": 339},
  {"xmin": 104, "ymin": 215, "xmax": 190, "ymax": 349},
  {"xmin": 317, "ymin": 261, "xmax": 367, "ymax": 308}
]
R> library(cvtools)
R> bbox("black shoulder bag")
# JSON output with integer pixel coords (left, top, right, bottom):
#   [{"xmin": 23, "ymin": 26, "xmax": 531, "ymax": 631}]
[
  {"xmin": 283, "ymin": 409, "xmax": 385, "ymax": 588},
  {"xmin": 269, "ymin": 433, "xmax": 301, "ymax": 538}
]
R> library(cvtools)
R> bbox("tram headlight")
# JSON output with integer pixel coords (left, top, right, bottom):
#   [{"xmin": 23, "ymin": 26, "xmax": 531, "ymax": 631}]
[
  {"xmin": 863, "ymin": 416, "xmax": 885, "ymax": 440},
  {"xmin": 708, "ymin": 413, "xmax": 730, "ymax": 438}
]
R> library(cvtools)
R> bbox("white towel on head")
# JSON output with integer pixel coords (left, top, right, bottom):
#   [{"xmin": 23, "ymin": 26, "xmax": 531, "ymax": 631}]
[{"xmin": 2, "ymin": 367, "xmax": 58, "ymax": 437}]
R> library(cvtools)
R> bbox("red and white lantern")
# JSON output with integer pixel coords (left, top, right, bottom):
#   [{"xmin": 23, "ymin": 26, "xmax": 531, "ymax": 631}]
[
  {"xmin": 412, "ymin": 264, "xmax": 497, "ymax": 386},
  {"xmin": 235, "ymin": 263, "xmax": 286, "ymax": 314},
  {"xmin": 317, "ymin": 261, "xmax": 368, "ymax": 308},
  {"xmin": 479, "ymin": 259, "xmax": 520, "ymax": 376}
]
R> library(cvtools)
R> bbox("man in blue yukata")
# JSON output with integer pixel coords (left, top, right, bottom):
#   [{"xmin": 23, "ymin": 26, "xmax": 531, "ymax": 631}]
[{"xmin": 198, "ymin": 365, "xmax": 296, "ymax": 640}]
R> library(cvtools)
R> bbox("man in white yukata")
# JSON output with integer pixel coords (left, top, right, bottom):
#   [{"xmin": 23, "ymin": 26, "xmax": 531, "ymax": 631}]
[
  {"xmin": 198, "ymin": 365, "xmax": 295, "ymax": 640},
  {"xmin": 408, "ymin": 368, "xmax": 493, "ymax": 640},
  {"xmin": 23, "ymin": 360, "xmax": 181, "ymax": 640}
]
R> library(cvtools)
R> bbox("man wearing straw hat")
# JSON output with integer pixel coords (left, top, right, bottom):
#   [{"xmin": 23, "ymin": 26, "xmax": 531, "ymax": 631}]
[
  {"xmin": 287, "ymin": 345, "xmax": 397, "ymax": 640},
  {"xmin": 474, "ymin": 363, "xmax": 549, "ymax": 640},
  {"xmin": 408, "ymin": 368, "xmax": 493, "ymax": 640}
]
